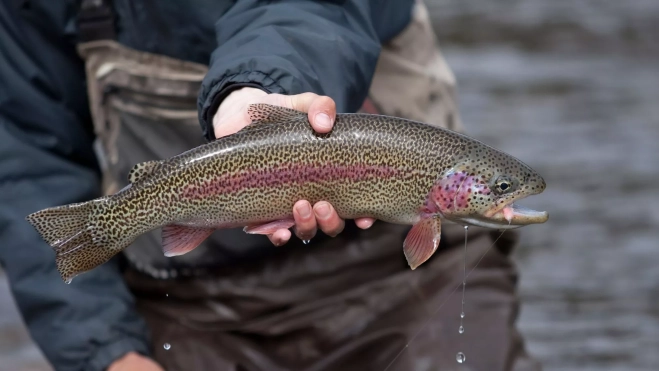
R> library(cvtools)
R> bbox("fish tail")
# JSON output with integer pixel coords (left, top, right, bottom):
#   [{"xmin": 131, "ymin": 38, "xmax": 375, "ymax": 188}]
[{"xmin": 26, "ymin": 200, "xmax": 126, "ymax": 283}]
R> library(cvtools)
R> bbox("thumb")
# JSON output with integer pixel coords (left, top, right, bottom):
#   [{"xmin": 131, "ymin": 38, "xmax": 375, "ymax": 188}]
[{"xmin": 288, "ymin": 93, "xmax": 336, "ymax": 134}]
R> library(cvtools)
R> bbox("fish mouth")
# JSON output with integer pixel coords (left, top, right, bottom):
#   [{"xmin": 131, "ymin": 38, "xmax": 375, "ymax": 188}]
[
  {"xmin": 458, "ymin": 202, "xmax": 548, "ymax": 230},
  {"xmin": 493, "ymin": 203, "xmax": 548, "ymax": 225}
]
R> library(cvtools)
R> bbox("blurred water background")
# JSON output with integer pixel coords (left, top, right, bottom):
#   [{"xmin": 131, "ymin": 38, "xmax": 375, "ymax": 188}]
[{"xmin": 2, "ymin": 0, "xmax": 658, "ymax": 370}]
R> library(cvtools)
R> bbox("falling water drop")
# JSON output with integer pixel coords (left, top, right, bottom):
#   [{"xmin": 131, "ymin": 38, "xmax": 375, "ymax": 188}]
[
  {"xmin": 65, "ymin": 278, "xmax": 72, "ymax": 285},
  {"xmin": 456, "ymin": 226, "xmax": 469, "ymax": 365},
  {"xmin": 459, "ymin": 226, "xmax": 469, "ymax": 332},
  {"xmin": 166, "ymin": 293, "xmax": 169, "ymax": 297},
  {"xmin": 163, "ymin": 343, "xmax": 171, "ymax": 350},
  {"xmin": 302, "ymin": 240, "xmax": 310, "ymax": 245}
]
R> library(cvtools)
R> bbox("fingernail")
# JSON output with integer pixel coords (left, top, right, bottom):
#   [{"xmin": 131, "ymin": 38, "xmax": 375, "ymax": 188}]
[
  {"xmin": 297, "ymin": 203, "xmax": 311, "ymax": 218},
  {"xmin": 360, "ymin": 219, "xmax": 375, "ymax": 229},
  {"xmin": 315, "ymin": 202, "xmax": 331, "ymax": 219},
  {"xmin": 314, "ymin": 113, "xmax": 332, "ymax": 130}
]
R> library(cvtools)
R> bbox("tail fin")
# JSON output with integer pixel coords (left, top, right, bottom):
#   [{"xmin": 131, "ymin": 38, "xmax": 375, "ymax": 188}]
[{"xmin": 26, "ymin": 201, "xmax": 125, "ymax": 283}]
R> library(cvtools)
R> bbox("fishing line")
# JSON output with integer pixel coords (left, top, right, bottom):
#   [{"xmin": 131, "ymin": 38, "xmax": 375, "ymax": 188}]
[
  {"xmin": 460, "ymin": 225, "xmax": 468, "ymax": 333},
  {"xmin": 382, "ymin": 227, "xmax": 509, "ymax": 371}
]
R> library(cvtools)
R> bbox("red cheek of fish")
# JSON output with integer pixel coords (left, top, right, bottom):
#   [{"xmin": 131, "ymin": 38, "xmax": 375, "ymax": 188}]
[{"xmin": 423, "ymin": 171, "xmax": 491, "ymax": 215}]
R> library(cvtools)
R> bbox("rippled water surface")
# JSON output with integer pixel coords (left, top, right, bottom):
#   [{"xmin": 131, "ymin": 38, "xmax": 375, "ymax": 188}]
[
  {"xmin": 428, "ymin": 1, "xmax": 659, "ymax": 370},
  {"xmin": 2, "ymin": 1, "xmax": 657, "ymax": 370}
]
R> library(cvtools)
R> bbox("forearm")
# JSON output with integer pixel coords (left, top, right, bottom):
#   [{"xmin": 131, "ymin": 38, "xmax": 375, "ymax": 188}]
[{"xmin": 198, "ymin": 0, "xmax": 407, "ymax": 140}]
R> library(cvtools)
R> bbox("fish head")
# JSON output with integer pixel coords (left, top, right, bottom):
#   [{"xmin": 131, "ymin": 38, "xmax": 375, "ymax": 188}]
[{"xmin": 430, "ymin": 142, "xmax": 548, "ymax": 229}]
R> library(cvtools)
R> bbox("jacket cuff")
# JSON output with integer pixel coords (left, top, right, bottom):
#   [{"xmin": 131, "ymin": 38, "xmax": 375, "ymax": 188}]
[
  {"xmin": 199, "ymin": 71, "xmax": 286, "ymax": 141},
  {"xmin": 85, "ymin": 337, "xmax": 151, "ymax": 371}
]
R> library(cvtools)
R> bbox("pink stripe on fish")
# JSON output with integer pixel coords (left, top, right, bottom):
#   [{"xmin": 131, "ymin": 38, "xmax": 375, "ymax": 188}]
[{"xmin": 181, "ymin": 162, "xmax": 403, "ymax": 199}]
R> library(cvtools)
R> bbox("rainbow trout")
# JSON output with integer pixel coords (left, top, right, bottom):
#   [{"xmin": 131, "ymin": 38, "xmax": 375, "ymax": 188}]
[{"xmin": 27, "ymin": 104, "xmax": 548, "ymax": 282}]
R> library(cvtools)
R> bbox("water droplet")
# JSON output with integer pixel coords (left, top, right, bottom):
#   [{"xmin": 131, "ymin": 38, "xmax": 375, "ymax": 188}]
[
  {"xmin": 456, "ymin": 352, "xmax": 466, "ymax": 364},
  {"xmin": 302, "ymin": 240, "xmax": 310, "ymax": 245},
  {"xmin": 166, "ymin": 293, "xmax": 169, "ymax": 297},
  {"xmin": 65, "ymin": 278, "xmax": 72, "ymax": 285},
  {"xmin": 163, "ymin": 343, "xmax": 171, "ymax": 350},
  {"xmin": 459, "ymin": 325, "xmax": 464, "ymax": 334},
  {"xmin": 460, "ymin": 312, "xmax": 465, "ymax": 319}
]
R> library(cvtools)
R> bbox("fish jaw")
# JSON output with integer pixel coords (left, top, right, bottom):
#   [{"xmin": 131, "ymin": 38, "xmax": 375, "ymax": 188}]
[
  {"xmin": 500, "ymin": 203, "xmax": 549, "ymax": 225},
  {"xmin": 458, "ymin": 202, "xmax": 548, "ymax": 229}
]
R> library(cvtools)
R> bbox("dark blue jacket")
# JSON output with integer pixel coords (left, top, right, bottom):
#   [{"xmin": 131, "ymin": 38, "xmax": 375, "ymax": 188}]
[{"xmin": 0, "ymin": 0, "xmax": 413, "ymax": 369}]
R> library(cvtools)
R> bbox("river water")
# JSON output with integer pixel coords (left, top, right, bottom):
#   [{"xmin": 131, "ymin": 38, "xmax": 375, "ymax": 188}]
[
  {"xmin": 427, "ymin": 1, "xmax": 659, "ymax": 370},
  {"xmin": 1, "ymin": 1, "xmax": 658, "ymax": 370}
]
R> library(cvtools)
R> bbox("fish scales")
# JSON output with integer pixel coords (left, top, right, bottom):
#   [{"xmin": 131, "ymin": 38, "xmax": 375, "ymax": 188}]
[
  {"xmin": 116, "ymin": 115, "xmax": 455, "ymax": 226},
  {"xmin": 26, "ymin": 104, "xmax": 548, "ymax": 282}
]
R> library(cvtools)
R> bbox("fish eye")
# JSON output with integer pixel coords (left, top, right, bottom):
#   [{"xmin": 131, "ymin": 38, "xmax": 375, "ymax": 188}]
[{"xmin": 494, "ymin": 176, "xmax": 515, "ymax": 194}]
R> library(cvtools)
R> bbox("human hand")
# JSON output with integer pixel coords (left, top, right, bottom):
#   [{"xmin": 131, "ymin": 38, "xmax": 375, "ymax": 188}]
[
  {"xmin": 214, "ymin": 87, "xmax": 376, "ymax": 245},
  {"xmin": 107, "ymin": 352, "xmax": 164, "ymax": 371}
]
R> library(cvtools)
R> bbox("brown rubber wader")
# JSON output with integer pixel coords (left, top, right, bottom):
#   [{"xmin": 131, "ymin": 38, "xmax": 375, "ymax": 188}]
[{"xmin": 76, "ymin": 2, "xmax": 541, "ymax": 370}]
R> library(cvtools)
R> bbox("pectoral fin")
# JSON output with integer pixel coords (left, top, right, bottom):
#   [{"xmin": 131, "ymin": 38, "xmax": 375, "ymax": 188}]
[
  {"xmin": 162, "ymin": 225, "xmax": 215, "ymax": 257},
  {"xmin": 403, "ymin": 217, "xmax": 442, "ymax": 270}
]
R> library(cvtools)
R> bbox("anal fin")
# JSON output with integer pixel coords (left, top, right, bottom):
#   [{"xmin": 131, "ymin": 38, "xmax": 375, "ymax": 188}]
[
  {"xmin": 403, "ymin": 217, "xmax": 442, "ymax": 270},
  {"xmin": 244, "ymin": 219, "xmax": 296, "ymax": 235},
  {"xmin": 162, "ymin": 225, "xmax": 215, "ymax": 257}
]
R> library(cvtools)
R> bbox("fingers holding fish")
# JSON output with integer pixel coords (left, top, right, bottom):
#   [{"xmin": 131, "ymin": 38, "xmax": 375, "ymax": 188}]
[
  {"xmin": 215, "ymin": 88, "xmax": 338, "ymax": 140},
  {"xmin": 313, "ymin": 202, "xmax": 345, "ymax": 237},
  {"xmin": 262, "ymin": 92, "xmax": 336, "ymax": 133},
  {"xmin": 291, "ymin": 93, "xmax": 336, "ymax": 133},
  {"xmin": 269, "ymin": 200, "xmax": 345, "ymax": 246},
  {"xmin": 293, "ymin": 200, "xmax": 317, "ymax": 241},
  {"xmin": 273, "ymin": 201, "xmax": 373, "ymax": 246}
]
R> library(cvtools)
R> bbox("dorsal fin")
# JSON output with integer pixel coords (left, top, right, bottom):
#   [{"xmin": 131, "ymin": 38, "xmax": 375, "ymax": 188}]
[
  {"xmin": 128, "ymin": 160, "xmax": 160, "ymax": 184},
  {"xmin": 247, "ymin": 104, "xmax": 306, "ymax": 124}
]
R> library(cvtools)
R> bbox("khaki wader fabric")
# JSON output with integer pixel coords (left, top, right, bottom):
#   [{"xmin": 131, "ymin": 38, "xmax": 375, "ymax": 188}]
[{"xmin": 76, "ymin": 2, "xmax": 540, "ymax": 370}]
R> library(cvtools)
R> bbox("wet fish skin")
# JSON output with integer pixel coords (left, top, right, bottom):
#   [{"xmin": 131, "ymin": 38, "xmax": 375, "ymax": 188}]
[{"xmin": 26, "ymin": 104, "xmax": 547, "ymax": 282}]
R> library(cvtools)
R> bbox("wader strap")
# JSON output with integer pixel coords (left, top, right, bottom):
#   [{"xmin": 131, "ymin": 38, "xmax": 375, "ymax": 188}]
[{"xmin": 77, "ymin": 0, "xmax": 116, "ymax": 42}]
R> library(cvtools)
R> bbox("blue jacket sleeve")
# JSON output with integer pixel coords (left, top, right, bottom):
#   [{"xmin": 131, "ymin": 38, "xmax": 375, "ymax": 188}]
[
  {"xmin": 0, "ymin": 2, "xmax": 151, "ymax": 370},
  {"xmin": 198, "ymin": 0, "xmax": 414, "ymax": 140}
]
